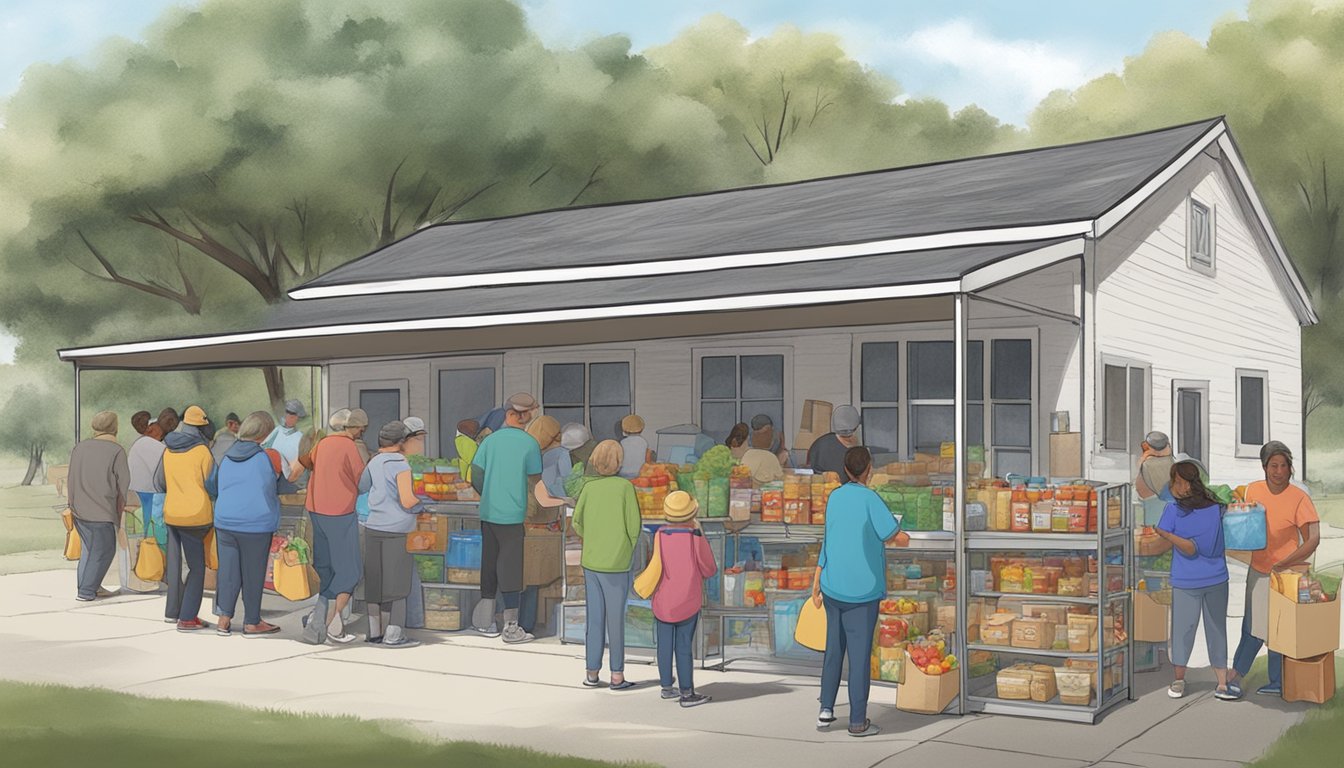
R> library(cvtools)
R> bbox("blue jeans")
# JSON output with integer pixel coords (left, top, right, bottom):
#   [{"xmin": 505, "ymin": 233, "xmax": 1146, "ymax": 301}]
[
  {"xmin": 310, "ymin": 512, "xmax": 362, "ymax": 600},
  {"xmin": 1232, "ymin": 612, "xmax": 1282, "ymax": 687},
  {"xmin": 72, "ymin": 518, "xmax": 116, "ymax": 600},
  {"xmin": 519, "ymin": 585, "xmax": 540, "ymax": 634},
  {"xmin": 215, "ymin": 529, "xmax": 273, "ymax": 626},
  {"xmin": 820, "ymin": 595, "xmax": 880, "ymax": 727},
  {"xmin": 584, "ymin": 568, "xmax": 630, "ymax": 673},
  {"xmin": 165, "ymin": 524, "xmax": 210, "ymax": 621},
  {"xmin": 656, "ymin": 613, "xmax": 699, "ymax": 692}
]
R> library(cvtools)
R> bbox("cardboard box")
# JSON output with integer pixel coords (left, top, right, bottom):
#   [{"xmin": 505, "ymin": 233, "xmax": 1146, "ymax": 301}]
[
  {"xmin": 981, "ymin": 613, "xmax": 1016, "ymax": 646},
  {"xmin": 424, "ymin": 609, "xmax": 464, "ymax": 631},
  {"xmin": 1133, "ymin": 591, "xmax": 1170, "ymax": 643},
  {"xmin": 1049, "ymin": 433, "xmax": 1081, "ymax": 478},
  {"xmin": 799, "ymin": 400, "xmax": 834, "ymax": 434},
  {"xmin": 523, "ymin": 531, "xmax": 563, "ymax": 587},
  {"xmin": 896, "ymin": 649, "xmax": 959, "ymax": 714},
  {"xmin": 1282, "ymin": 653, "xmax": 1336, "ymax": 704},
  {"xmin": 1011, "ymin": 616, "xmax": 1055, "ymax": 650},
  {"xmin": 1268, "ymin": 590, "xmax": 1341, "ymax": 659},
  {"xmin": 1023, "ymin": 604, "xmax": 1068, "ymax": 627},
  {"xmin": 996, "ymin": 666, "xmax": 1035, "ymax": 700}
]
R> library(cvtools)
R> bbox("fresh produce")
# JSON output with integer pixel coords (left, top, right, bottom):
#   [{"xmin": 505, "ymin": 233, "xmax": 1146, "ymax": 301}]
[
  {"xmin": 880, "ymin": 597, "xmax": 921, "ymax": 615},
  {"xmin": 694, "ymin": 445, "xmax": 736, "ymax": 477},
  {"xmin": 907, "ymin": 631, "xmax": 957, "ymax": 674}
]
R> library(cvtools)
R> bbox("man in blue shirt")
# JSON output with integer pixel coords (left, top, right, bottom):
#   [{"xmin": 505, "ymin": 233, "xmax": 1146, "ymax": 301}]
[
  {"xmin": 811, "ymin": 447, "xmax": 908, "ymax": 737},
  {"xmin": 470, "ymin": 393, "xmax": 543, "ymax": 644}
]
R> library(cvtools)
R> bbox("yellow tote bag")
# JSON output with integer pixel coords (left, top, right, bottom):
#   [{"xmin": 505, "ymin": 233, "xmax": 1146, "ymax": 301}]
[
  {"xmin": 795, "ymin": 595, "xmax": 828, "ymax": 651},
  {"xmin": 61, "ymin": 509, "xmax": 81, "ymax": 561},
  {"xmin": 273, "ymin": 557, "xmax": 317, "ymax": 602},
  {"xmin": 204, "ymin": 529, "xmax": 219, "ymax": 571},
  {"xmin": 633, "ymin": 532, "xmax": 665, "ymax": 599},
  {"xmin": 135, "ymin": 536, "xmax": 165, "ymax": 582}
]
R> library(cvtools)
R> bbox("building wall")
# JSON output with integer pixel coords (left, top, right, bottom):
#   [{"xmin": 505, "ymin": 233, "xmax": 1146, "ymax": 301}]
[{"xmin": 1090, "ymin": 149, "xmax": 1305, "ymax": 486}]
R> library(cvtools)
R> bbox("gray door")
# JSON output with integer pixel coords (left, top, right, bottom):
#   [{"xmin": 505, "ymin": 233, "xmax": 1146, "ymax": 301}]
[
  {"xmin": 1177, "ymin": 388, "xmax": 1204, "ymax": 465},
  {"xmin": 359, "ymin": 389, "xmax": 401, "ymax": 454},
  {"xmin": 438, "ymin": 368, "xmax": 497, "ymax": 460}
]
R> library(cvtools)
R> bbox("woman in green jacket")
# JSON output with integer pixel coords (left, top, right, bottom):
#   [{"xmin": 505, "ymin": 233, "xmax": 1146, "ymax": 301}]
[{"xmin": 572, "ymin": 439, "xmax": 641, "ymax": 689}]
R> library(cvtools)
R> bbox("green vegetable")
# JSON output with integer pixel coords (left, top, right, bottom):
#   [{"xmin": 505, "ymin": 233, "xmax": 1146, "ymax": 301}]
[
  {"xmin": 564, "ymin": 462, "xmax": 591, "ymax": 498},
  {"xmin": 694, "ymin": 445, "xmax": 735, "ymax": 477}
]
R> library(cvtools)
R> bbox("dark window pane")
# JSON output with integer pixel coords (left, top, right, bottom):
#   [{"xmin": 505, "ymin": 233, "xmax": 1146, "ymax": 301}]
[
  {"xmin": 438, "ymin": 368, "xmax": 497, "ymax": 460},
  {"xmin": 701, "ymin": 356, "xmax": 736, "ymax": 400},
  {"xmin": 995, "ymin": 449, "xmax": 1032, "ymax": 478},
  {"xmin": 1178, "ymin": 390, "xmax": 1203, "ymax": 463},
  {"xmin": 740, "ymin": 355, "xmax": 784, "ymax": 399},
  {"xmin": 546, "ymin": 407, "xmax": 586, "ymax": 436},
  {"xmin": 742, "ymin": 400, "xmax": 784, "ymax": 439},
  {"xmin": 590, "ymin": 362, "xmax": 631, "ymax": 406},
  {"xmin": 590, "ymin": 406, "xmax": 631, "ymax": 444},
  {"xmin": 1191, "ymin": 200, "xmax": 1212, "ymax": 266},
  {"xmin": 909, "ymin": 342, "xmax": 954, "ymax": 400},
  {"xmin": 910, "ymin": 404, "xmax": 954, "ymax": 455},
  {"xmin": 1241, "ymin": 376, "xmax": 1265, "ymax": 445},
  {"xmin": 543, "ymin": 363, "xmax": 584, "ymax": 405},
  {"xmin": 701, "ymin": 402, "xmax": 738, "ymax": 444},
  {"xmin": 968, "ymin": 341, "xmax": 984, "ymax": 401},
  {"xmin": 1128, "ymin": 367, "xmax": 1146, "ymax": 455},
  {"xmin": 1103, "ymin": 365, "xmax": 1127, "ymax": 451},
  {"xmin": 862, "ymin": 407, "xmax": 898, "ymax": 454},
  {"xmin": 993, "ymin": 403, "xmax": 1032, "ymax": 448},
  {"xmin": 861, "ymin": 342, "xmax": 899, "ymax": 403},
  {"xmin": 358, "ymin": 389, "xmax": 400, "ymax": 453},
  {"xmin": 991, "ymin": 339, "xmax": 1032, "ymax": 400},
  {"xmin": 968, "ymin": 404, "xmax": 985, "ymax": 447}
]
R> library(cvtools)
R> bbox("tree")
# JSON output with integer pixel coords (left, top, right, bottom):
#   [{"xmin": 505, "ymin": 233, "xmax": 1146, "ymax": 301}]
[{"xmin": 0, "ymin": 385, "xmax": 67, "ymax": 486}]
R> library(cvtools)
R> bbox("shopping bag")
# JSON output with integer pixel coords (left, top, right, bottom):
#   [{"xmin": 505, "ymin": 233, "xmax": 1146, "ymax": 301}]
[
  {"xmin": 794, "ymin": 595, "xmax": 828, "ymax": 651},
  {"xmin": 273, "ymin": 557, "xmax": 317, "ymax": 601},
  {"xmin": 61, "ymin": 508, "xmax": 81, "ymax": 561},
  {"xmin": 632, "ymin": 531, "xmax": 664, "ymax": 599},
  {"xmin": 135, "ymin": 535, "xmax": 165, "ymax": 582},
  {"xmin": 1223, "ymin": 504, "xmax": 1267, "ymax": 551},
  {"xmin": 204, "ymin": 528, "xmax": 219, "ymax": 571}
]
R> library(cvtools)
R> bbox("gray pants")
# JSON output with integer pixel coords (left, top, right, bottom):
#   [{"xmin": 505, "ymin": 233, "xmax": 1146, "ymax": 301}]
[
  {"xmin": 73, "ymin": 518, "xmax": 116, "ymax": 600},
  {"xmin": 1171, "ymin": 582, "xmax": 1229, "ymax": 668},
  {"xmin": 584, "ymin": 568, "xmax": 631, "ymax": 673}
]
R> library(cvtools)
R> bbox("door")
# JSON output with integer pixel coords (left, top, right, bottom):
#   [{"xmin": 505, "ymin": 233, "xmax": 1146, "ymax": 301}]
[
  {"xmin": 358, "ymin": 389, "xmax": 402, "ymax": 454},
  {"xmin": 438, "ymin": 368, "xmax": 498, "ymax": 461},
  {"xmin": 1173, "ymin": 381, "xmax": 1208, "ymax": 466}
]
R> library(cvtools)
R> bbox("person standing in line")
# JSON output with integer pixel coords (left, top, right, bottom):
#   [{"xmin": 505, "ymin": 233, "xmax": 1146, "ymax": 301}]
[
  {"xmin": 67, "ymin": 411, "xmax": 130, "ymax": 602},
  {"xmin": 565, "ymin": 423, "xmax": 597, "ymax": 469},
  {"xmin": 470, "ymin": 393, "xmax": 543, "ymax": 644},
  {"xmin": 206, "ymin": 411, "xmax": 283, "ymax": 637},
  {"xmin": 360, "ymin": 419, "xmax": 428, "ymax": 649},
  {"xmin": 210, "ymin": 412, "xmax": 243, "ymax": 466},
  {"xmin": 573, "ymin": 440, "xmax": 641, "ymax": 689},
  {"xmin": 156, "ymin": 406, "xmax": 215, "ymax": 631},
  {"xmin": 1153, "ymin": 458, "xmax": 1233, "ymax": 700},
  {"xmin": 299, "ymin": 409, "xmax": 369, "ymax": 645},
  {"xmin": 617, "ymin": 414, "xmax": 653, "ymax": 479},
  {"xmin": 125, "ymin": 409, "xmax": 163, "ymax": 590},
  {"xmin": 264, "ymin": 399, "xmax": 307, "ymax": 493},
  {"xmin": 807, "ymin": 406, "xmax": 862, "ymax": 478},
  {"xmin": 649, "ymin": 491, "xmax": 718, "ymax": 707},
  {"xmin": 521, "ymin": 415, "xmax": 566, "ymax": 636},
  {"xmin": 812, "ymin": 447, "xmax": 908, "ymax": 737},
  {"xmin": 144, "ymin": 409, "xmax": 180, "ymax": 551},
  {"xmin": 454, "ymin": 419, "xmax": 481, "ymax": 482},
  {"xmin": 1135, "ymin": 431, "xmax": 1175, "ymax": 501},
  {"xmin": 1226, "ymin": 441, "xmax": 1321, "ymax": 698}
]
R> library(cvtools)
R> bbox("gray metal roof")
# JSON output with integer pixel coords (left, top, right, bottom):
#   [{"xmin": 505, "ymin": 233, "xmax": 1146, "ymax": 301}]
[
  {"xmin": 298, "ymin": 118, "xmax": 1223, "ymax": 290},
  {"xmin": 269, "ymin": 238, "xmax": 1074, "ymax": 330}
]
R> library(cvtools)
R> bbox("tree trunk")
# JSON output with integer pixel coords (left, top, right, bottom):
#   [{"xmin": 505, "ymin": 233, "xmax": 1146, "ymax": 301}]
[
  {"xmin": 21, "ymin": 445, "xmax": 42, "ymax": 486},
  {"xmin": 262, "ymin": 366, "xmax": 286, "ymax": 414},
  {"xmin": 1302, "ymin": 391, "xmax": 1310, "ymax": 482}
]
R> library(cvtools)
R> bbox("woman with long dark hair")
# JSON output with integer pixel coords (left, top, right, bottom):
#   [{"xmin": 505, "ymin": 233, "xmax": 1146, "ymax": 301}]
[{"xmin": 1152, "ymin": 456, "xmax": 1232, "ymax": 700}]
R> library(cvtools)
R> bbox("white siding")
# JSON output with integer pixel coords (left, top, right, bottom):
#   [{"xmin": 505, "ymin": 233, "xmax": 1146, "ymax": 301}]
[{"xmin": 1091, "ymin": 152, "xmax": 1303, "ymax": 485}]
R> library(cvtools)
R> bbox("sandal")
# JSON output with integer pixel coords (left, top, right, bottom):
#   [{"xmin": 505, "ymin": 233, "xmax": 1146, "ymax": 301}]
[
  {"xmin": 609, "ymin": 679, "xmax": 639, "ymax": 691},
  {"xmin": 848, "ymin": 720, "xmax": 881, "ymax": 738},
  {"xmin": 243, "ymin": 622, "xmax": 281, "ymax": 638},
  {"xmin": 583, "ymin": 675, "xmax": 606, "ymax": 688}
]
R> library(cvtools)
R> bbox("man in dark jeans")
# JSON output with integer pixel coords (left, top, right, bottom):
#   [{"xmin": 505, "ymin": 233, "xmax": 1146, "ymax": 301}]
[
  {"xmin": 471, "ymin": 393, "xmax": 543, "ymax": 644},
  {"xmin": 67, "ymin": 411, "xmax": 131, "ymax": 601}
]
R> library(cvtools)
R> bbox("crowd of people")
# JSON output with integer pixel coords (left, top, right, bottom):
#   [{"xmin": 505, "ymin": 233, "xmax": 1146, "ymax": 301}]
[{"xmin": 62, "ymin": 397, "xmax": 1318, "ymax": 729}]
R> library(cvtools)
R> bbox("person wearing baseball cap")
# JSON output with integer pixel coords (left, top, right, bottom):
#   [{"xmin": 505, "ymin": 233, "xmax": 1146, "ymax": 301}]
[
  {"xmin": 159, "ymin": 405, "xmax": 215, "ymax": 631},
  {"xmin": 263, "ymin": 399, "xmax": 307, "ymax": 490},
  {"xmin": 807, "ymin": 405, "xmax": 863, "ymax": 478},
  {"xmin": 210, "ymin": 412, "xmax": 243, "ymax": 467},
  {"xmin": 359, "ymin": 420, "xmax": 427, "ymax": 648},
  {"xmin": 646, "ymin": 490, "xmax": 718, "ymax": 707},
  {"xmin": 469, "ymin": 393, "xmax": 543, "ymax": 644}
]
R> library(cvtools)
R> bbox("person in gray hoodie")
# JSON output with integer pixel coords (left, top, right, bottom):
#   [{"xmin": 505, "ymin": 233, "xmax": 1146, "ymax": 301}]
[
  {"xmin": 67, "ymin": 411, "xmax": 130, "ymax": 601},
  {"xmin": 359, "ymin": 420, "xmax": 427, "ymax": 648},
  {"xmin": 210, "ymin": 412, "xmax": 242, "ymax": 466}
]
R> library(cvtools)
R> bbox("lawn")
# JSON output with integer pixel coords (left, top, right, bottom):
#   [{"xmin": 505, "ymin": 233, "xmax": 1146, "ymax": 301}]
[
  {"xmin": 0, "ymin": 681, "xmax": 659, "ymax": 768},
  {"xmin": 0, "ymin": 477, "xmax": 66, "ymax": 556},
  {"xmin": 1249, "ymin": 654, "xmax": 1344, "ymax": 768}
]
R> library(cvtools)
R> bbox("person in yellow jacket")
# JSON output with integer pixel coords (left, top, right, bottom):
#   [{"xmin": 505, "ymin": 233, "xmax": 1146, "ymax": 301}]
[
  {"xmin": 155, "ymin": 405, "xmax": 216, "ymax": 631},
  {"xmin": 454, "ymin": 419, "xmax": 480, "ymax": 483}
]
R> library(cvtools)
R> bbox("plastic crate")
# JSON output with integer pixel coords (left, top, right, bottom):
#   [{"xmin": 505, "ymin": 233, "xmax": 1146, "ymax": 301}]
[
  {"xmin": 447, "ymin": 531, "xmax": 482, "ymax": 570},
  {"xmin": 770, "ymin": 594, "xmax": 822, "ymax": 661},
  {"xmin": 626, "ymin": 599, "xmax": 656, "ymax": 649}
]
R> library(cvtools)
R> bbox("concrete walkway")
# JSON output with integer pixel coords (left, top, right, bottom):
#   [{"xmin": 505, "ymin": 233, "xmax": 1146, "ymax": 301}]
[{"xmin": 0, "ymin": 570, "xmax": 1323, "ymax": 768}]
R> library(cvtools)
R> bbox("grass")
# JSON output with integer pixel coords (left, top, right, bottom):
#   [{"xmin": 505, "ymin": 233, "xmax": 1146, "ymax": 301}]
[
  {"xmin": 0, "ymin": 681, "xmax": 659, "ymax": 768},
  {"xmin": 1249, "ymin": 654, "xmax": 1344, "ymax": 768},
  {"xmin": 0, "ymin": 478, "xmax": 66, "ymax": 556}
]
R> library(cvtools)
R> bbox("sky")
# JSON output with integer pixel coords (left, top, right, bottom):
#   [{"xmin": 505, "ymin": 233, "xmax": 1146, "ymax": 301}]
[{"xmin": 0, "ymin": 0, "xmax": 1248, "ymax": 363}]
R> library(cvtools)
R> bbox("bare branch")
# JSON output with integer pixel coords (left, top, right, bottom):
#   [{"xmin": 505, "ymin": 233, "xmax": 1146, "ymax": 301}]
[
  {"xmin": 378, "ymin": 157, "xmax": 408, "ymax": 247},
  {"xmin": 72, "ymin": 230, "xmax": 203, "ymax": 314},
  {"xmin": 431, "ymin": 181, "xmax": 499, "ymax": 224},
  {"xmin": 530, "ymin": 166, "xmax": 554, "ymax": 187},
  {"xmin": 130, "ymin": 208, "xmax": 280, "ymax": 301},
  {"xmin": 743, "ymin": 133, "xmax": 767, "ymax": 166},
  {"xmin": 568, "ymin": 163, "xmax": 605, "ymax": 207}
]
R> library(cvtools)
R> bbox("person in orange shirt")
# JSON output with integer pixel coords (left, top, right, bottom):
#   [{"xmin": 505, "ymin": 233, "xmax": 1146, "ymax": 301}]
[
  {"xmin": 299, "ymin": 409, "xmax": 369, "ymax": 645},
  {"xmin": 1226, "ymin": 441, "xmax": 1320, "ymax": 698},
  {"xmin": 157, "ymin": 405, "xmax": 216, "ymax": 631}
]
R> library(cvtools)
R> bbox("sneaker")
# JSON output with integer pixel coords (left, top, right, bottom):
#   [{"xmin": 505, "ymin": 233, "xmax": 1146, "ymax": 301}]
[
  {"xmin": 661, "ymin": 687, "xmax": 680, "ymax": 700},
  {"xmin": 96, "ymin": 588, "xmax": 119, "ymax": 598},
  {"xmin": 1223, "ymin": 681, "xmax": 1244, "ymax": 700},
  {"xmin": 177, "ymin": 618, "xmax": 210, "ymax": 633},
  {"xmin": 848, "ymin": 721, "xmax": 881, "ymax": 738},
  {"xmin": 163, "ymin": 617, "xmax": 177, "ymax": 624},
  {"xmin": 679, "ymin": 693, "xmax": 711, "ymax": 708},
  {"xmin": 1214, "ymin": 686, "xmax": 1239, "ymax": 701},
  {"xmin": 472, "ymin": 623, "xmax": 501, "ymax": 638},
  {"xmin": 1256, "ymin": 684, "xmax": 1282, "ymax": 697},
  {"xmin": 75, "ymin": 595, "xmax": 95, "ymax": 602},
  {"xmin": 817, "ymin": 709, "xmax": 836, "ymax": 730},
  {"xmin": 216, "ymin": 623, "xmax": 232, "ymax": 637},
  {"xmin": 1168, "ymin": 680, "xmax": 1186, "ymax": 699},
  {"xmin": 501, "ymin": 622, "xmax": 534, "ymax": 645},
  {"xmin": 366, "ymin": 636, "xmax": 384, "ymax": 645},
  {"xmin": 326, "ymin": 632, "xmax": 358, "ymax": 645},
  {"xmin": 380, "ymin": 636, "xmax": 421, "ymax": 649}
]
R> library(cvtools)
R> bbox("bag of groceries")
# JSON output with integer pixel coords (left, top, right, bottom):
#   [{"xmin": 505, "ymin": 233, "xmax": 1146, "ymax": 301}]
[
  {"xmin": 1223, "ymin": 503, "xmax": 1268, "ymax": 551},
  {"xmin": 61, "ymin": 509, "xmax": 81, "ymax": 561},
  {"xmin": 272, "ymin": 557, "xmax": 318, "ymax": 601},
  {"xmin": 135, "ymin": 534, "xmax": 165, "ymax": 582}
]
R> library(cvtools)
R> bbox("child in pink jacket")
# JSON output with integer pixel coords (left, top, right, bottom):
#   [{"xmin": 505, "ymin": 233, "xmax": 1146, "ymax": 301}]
[{"xmin": 650, "ymin": 490, "xmax": 718, "ymax": 707}]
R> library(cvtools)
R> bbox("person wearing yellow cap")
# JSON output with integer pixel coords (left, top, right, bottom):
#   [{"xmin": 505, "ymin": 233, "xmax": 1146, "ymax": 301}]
[
  {"xmin": 157, "ymin": 405, "xmax": 216, "ymax": 631},
  {"xmin": 648, "ymin": 491, "xmax": 718, "ymax": 707},
  {"xmin": 617, "ymin": 414, "xmax": 653, "ymax": 479}
]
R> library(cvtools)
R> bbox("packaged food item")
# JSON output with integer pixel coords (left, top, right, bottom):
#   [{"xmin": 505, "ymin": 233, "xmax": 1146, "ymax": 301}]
[
  {"xmin": 981, "ymin": 613, "xmax": 1016, "ymax": 646},
  {"xmin": 1056, "ymin": 668, "xmax": 1092, "ymax": 705},
  {"xmin": 1011, "ymin": 501, "xmax": 1031, "ymax": 532},
  {"xmin": 1011, "ymin": 616, "xmax": 1054, "ymax": 650},
  {"xmin": 1052, "ymin": 503, "xmax": 1070, "ymax": 533},
  {"xmin": 1068, "ymin": 613, "xmax": 1100, "ymax": 652},
  {"xmin": 1031, "ymin": 501, "xmax": 1053, "ymax": 532},
  {"xmin": 996, "ymin": 665, "xmax": 1034, "ymax": 700}
]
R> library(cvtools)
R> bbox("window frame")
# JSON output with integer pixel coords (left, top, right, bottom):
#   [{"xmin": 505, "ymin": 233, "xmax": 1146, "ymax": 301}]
[
  {"xmin": 1171, "ymin": 379, "xmax": 1211, "ymax": 467},
  {"xmin": 532, "ymin": 350, "xmax": 636, "ymax": 443},
  {"xmin": 429, "ymin": 355, "xmax": 503, "ymax": 458},
  {"xmin": 692, "ymin": 345, "xmax": 793, "ymax": 444},
  {"xmin": 1235, "ymin": 368, "xmax": 1270, "ymax": 459},
  {"xmin": 1187, "ymin": 196, "xmax": 1216, "ymax": 276},
  {"xmin": 1097, "ymin": 356, "xmax": 1151, "ymax": 456}
]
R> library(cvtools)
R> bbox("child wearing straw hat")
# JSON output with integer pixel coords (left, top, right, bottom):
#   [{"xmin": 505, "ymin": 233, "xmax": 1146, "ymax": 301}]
[{"xmin": 646, "ymin": 490, "xmax": 718, "ymax": 707}]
